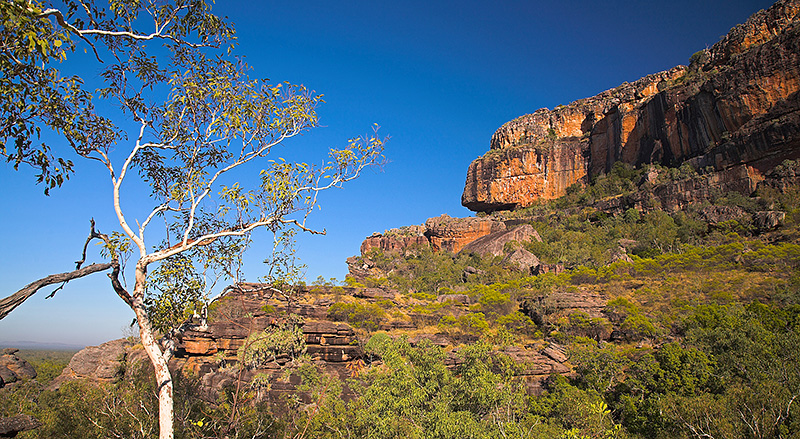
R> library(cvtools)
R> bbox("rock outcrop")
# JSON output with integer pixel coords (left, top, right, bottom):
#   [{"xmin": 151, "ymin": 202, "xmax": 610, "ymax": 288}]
[
  {"xmin": 358, "ymin": 215, "xmax": 507, "ymax": 259},
  {"xmin": 463, "ymin": 0, "xmax": 800, "ymax": 212},
  {"xmin": 0, "ymin": 415, "xmax": 41, "ymax": 437},
  {"xmin": 460, "ymin": 224, "xmax": 542, "ymax": 257},
  {"xmin": 0, "ymin": 348, "xmax": 36, "ymax": 388},
  {"xmin": 590, "ymin": 164, "xmax": 761, "ymax": 214},
  {"xmin": 349, "ymin": 214, "xmax": 571, "ymax": 282},
  {"xmin": 54, "ymin": 283, "xmax": 580, "ymax": 402},
  {"xmin": 350, "ymin": 216, "xmax": 553, "ymax": 280},
  {"xmin": 49, "ymin": 338, "xmax": 148, "ymax": 390},
  {"xmin": 359, "ymin": 225, "xmax": 429, "ymax": 256},
  {"xmin": 425, "ymin": 215, "xmax": 507, "ymax": 253},
  {"xmin": 50, "ymin": 286, "xmax": 368, "ymax": 405},
  {"xmin": 445, "ymin": 343, "xmax": 571, "ymax": 395}
]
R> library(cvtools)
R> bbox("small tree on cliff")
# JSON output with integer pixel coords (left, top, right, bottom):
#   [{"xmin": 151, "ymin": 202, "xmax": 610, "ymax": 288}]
[{"xmin": 0, "ymin": 1, "xmax": 384, "ymax": 438}]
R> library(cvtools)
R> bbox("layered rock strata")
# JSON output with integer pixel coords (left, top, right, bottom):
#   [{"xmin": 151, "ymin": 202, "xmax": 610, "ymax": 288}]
[
  {"xmin": 359, "ymin": 215, "xmax": 508, "ymax": 258},
  {"xmin": 463, "ymin": 0, "xmax": 800, "ymax": 212},
  {"xmin": 350, "ymin": 215, "xmax": 558, "ymax": 280}
]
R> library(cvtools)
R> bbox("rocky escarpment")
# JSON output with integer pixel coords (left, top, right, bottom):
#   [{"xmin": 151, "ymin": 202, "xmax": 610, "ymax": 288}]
[
  {"xmin": 173, "ymin": 284, "xmax": 599, "ymax": 401},
  {"xmin": 463, "ymin": 0, "xmax": 800, "ymax": 212},
  {"xmin": 358, "ymin": 215, "xmax": 507, "ymax": 256},
  {"xmin": 54, "ymin": 283, "xmax": 582, "ymax": 402},
  {"xmin": 350, "ymin": 215, "xmax": 561, "ymax": 279}
]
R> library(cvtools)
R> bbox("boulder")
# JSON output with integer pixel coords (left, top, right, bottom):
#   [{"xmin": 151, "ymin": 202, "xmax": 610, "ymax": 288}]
[
  {"xmin": 0, "ymin": 415, "xmax": 41, "ymax": 437},
  {"xmin": 354, "ymin": 288, "xmax": 396, "ymax": 300},
  {"xmin": 446, "ymin": 345, "xmax": 572, "ymax": 396},
  {"xmin": 461, "ymin": 266, "xmax": 485, "ymax": 282},
  {"xmin": 699, "ymin": 205, "xmax": 749, "ymax": 225},
  {"xmin": 609, "ymin": 241, "xmax": 634, "ymax": 263},
  {"xmin": 541, "ymin": 343, "xmax": 568, "ymax": 364},
  {"xmin": 49, "ymin": 339, "xmax": 148, "ymax": 390},
  {"xmin": 503, "ymin": 248, "xmax": 542, "ymax": 273},
  {"xmin": 0, "ymin": 349, "xmax": 36, "ymax": 387},
  {"xmin": 755, "ymin": 210, "xmax": 786, "ymax": 230}
]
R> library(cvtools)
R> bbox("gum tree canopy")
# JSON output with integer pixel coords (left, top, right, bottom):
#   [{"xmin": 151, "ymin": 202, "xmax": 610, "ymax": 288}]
[{"xmin": 0, "ymin": 1, "xmax": 385, "ymax": 438}]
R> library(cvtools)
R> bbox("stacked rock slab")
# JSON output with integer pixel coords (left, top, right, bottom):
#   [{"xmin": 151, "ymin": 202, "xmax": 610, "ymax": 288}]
[
  {"xmin": 173, "ymin": 284, "xmax": 363, "ymax": 404},
  {"xmin": 462, "ymin": 0, "xmax": 800, "ymax": 212}
]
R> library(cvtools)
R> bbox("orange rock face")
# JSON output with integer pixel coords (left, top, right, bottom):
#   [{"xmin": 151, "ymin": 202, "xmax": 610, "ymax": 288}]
[
  {"xmin": 360, "ymin": 233, "xmax": 429, "ymax": 256},
  {"xmin": 463, "ymin": 0, "xmax": 800, "ymax": 212},
  {"xmin": 462, "ymin": 139, "xmax": 590, "ymax": 211},
  {"xmin": 424, "ymin": 215, "xmax": 506, "ymax": 253},
  {"xmin": 357, "ymin": 215, "xmax": 506, "ymax": 257}
]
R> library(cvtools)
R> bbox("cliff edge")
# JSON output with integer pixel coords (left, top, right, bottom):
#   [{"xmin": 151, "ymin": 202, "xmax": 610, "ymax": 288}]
[{"xmin": 462, "ymin": 0, "xmax": 800, "ymax": 212}]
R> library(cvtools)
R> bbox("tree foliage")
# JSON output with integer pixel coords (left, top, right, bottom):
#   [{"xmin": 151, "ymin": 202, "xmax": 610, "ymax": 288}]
[{"xmin": 0, "ymin": 0, "xmax": 233, "ymax": 193}]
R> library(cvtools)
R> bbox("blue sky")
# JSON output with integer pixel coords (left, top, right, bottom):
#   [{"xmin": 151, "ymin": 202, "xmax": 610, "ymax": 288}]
[{"xmin": 0, "ymin": 0, "xmax": 775, "ymax": 347}]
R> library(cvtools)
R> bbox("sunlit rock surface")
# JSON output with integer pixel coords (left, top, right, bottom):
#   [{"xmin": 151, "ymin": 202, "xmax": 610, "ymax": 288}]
[{"xmin": 463, "ymin": 0, "xmax": 800, "ymax": 212}]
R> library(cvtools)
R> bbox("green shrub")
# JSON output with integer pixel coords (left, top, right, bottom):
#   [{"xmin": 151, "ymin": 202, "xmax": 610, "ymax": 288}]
[
  {"xmin": 496, "ymin": 311, "xmax": 536, "ymax": 333},
  {"xmin": 328, "ymin": 302, "xmax": 387, "ymax": 331},
  {"xmin": 238, "ymin": 324, "xmax": 306, "ymax": 368},
  {"xmin": 458, "ymin": 312, "xmax": 490, "ymax": 336}
]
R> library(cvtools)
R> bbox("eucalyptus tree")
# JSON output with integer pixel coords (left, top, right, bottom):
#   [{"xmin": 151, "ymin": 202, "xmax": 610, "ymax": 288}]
[{"xmin": 0, "ymin": 1, "xmax": 384, "ymax": 438}]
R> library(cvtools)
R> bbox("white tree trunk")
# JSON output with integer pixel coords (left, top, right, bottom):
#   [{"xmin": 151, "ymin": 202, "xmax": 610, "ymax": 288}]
[{"xmin": 132, "ymin": 265, "xmax": 174, "ymax": 439}]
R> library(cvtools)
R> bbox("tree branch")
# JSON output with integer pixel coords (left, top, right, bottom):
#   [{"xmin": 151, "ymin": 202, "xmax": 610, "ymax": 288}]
[
  {"xmin": 37, "ymin": 6, "xmax": 218, "ymax": 52},
  {"xmin": 114, "ymin": 121, "xmax": 148, "ymax": 255},
  {"xmin": 0, "ymin": 263, "xmax": 112, "ymax": 320},
  {"xmin": 180, "ymin": 129, "xmax": 299, "ymax": 246},
  {"xmin": 36, "ymin": 8, "xmax": 103, "ymax": 61},
  {"xmin": 0, "ymin": 218, "xmax": 138, "ymax": 319}
]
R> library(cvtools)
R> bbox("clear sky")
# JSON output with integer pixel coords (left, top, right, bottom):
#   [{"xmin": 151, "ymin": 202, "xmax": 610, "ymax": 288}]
[{"xmin": 0, "ymin": 0, "xmax": 776, "ymax": 348}]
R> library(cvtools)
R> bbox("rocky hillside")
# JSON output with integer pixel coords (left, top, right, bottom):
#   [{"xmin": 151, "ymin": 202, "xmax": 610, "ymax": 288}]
[
  {"xmin": 50, "ymin": 281, "xmax": 584, "ymax": 407},
  {"xmin": 462, "ymin": 0, "xmax": 800, "ymax": 212}
]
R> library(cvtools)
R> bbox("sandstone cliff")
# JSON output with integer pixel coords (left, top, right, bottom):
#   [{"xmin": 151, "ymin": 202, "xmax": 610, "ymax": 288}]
[{"xmin": 462, "ymin": 0, "xmax": 800, "ymax": 212}]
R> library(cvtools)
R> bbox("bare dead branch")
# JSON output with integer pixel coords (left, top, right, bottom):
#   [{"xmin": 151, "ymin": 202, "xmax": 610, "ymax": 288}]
[
  {"xmin": 0, "ymin": 219, "xmax": 129, "ymax": 319},
  {"xmin": 76, "ymin": 218, "xmax": 99, "ymax": 269},
  {"xmin": 0, "ymin": 262, "xmax": 112, "ymax": 320}
]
